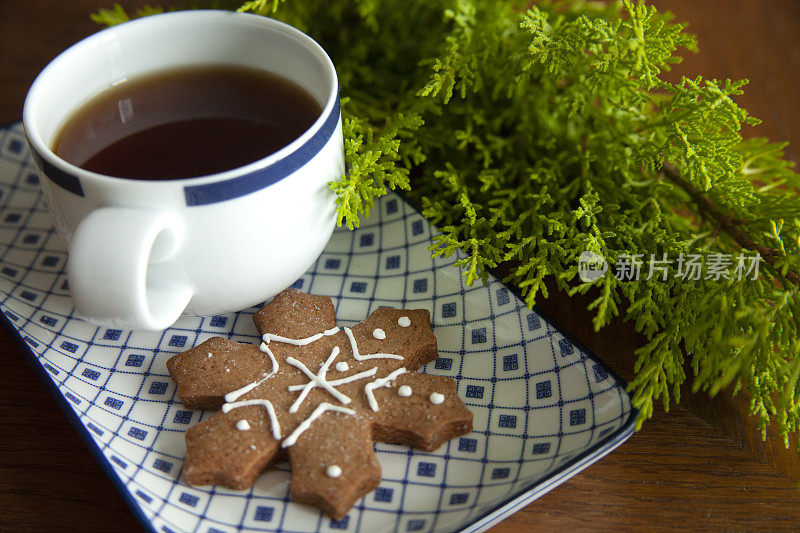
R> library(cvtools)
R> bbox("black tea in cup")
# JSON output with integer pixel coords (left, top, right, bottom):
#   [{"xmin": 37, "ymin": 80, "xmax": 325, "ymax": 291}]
[{"xmin": 53, "ymin": 65, "xmax": 322, "ymax": 180}]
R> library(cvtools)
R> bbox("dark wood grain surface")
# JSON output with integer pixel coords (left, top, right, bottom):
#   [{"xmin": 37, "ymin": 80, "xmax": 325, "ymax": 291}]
[{"xmin": 1, "ymin": 1, "xmax": 799, "ymax": 531}]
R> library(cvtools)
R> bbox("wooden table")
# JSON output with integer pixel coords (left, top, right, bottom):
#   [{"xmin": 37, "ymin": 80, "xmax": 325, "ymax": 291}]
[{"xmin": 1, "ymin": 1, "xmax": 799, "ymax": 530}]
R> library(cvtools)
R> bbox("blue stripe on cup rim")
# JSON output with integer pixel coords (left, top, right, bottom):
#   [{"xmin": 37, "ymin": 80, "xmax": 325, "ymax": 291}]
[
  {"xmin": 183, "ymin": 95, "xmax": 341, "ymax": 206},
  {"xmin": 30, "ymin": 148, "xmax": 85, "ymax": 197},
  {"xmin": 29, "ymin": 95, "xmax": 341, "ymax": 207}
]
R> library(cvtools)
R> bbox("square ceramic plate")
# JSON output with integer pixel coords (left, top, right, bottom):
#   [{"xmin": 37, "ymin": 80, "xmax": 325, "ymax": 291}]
[{"xmin": 0, "ymin": 122, "xmax": 635, "ymax": 533}]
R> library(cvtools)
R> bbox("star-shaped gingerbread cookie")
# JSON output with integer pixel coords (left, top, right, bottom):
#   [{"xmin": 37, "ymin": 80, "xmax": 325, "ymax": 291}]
[{"xmin": 167, "ymin": 289, "xmax": 473, "ymax": 519}]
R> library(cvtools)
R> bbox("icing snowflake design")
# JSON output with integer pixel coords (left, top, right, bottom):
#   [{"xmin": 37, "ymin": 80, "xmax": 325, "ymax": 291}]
[{"xmin": 167, "ymin": 289, "xmax": 473, "ymax": 519}]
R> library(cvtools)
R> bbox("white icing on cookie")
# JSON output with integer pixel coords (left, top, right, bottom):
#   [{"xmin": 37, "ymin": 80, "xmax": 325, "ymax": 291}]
[
  {"xmin": 225, "ymin": 327, "xmax": 342, "ymax": 406},
  {"xmin": 286, "ymin": 346, "xmax": 346, "ymax": 412},
  {"xmin": 249, "ymin": 444, "xmax": 256, "ymax": 450},
  {"xmin": 222, "ymin": 399, "xmax": 281, "ymax": 440},
  {"xmin": 206, "ymin": 352, "xmax": 212, "ymax": 358},
  {"xmin": 286, "ymin": 347, "xmax": 379, "ymax": 413},
  {"xmin": 222, "ymin": 342, "xmax": 282, "ymax": 404},
  {"xmin": 429, "ymin": 392, "xmax": 445, "ymax": 405},
  {"xmin": 229, "ymin": 326, "xmax": 348, "ymax": 407},
  {"xmin": 262, "ymin": 327, "xmax": 340, "ymax": 347},
  {"xmin": 326, "ymin": 465, "xmax": 342, "ymax": 478},
  {"xmin": 343, "ymin": 327, "xmax": 403, "ymax": 361},
  {"xmin": 281, "ymin": 402, "xmax": 355, "ymax": 448},
  {"xmin": 259, "ymin": 341, "xmax": 280, "ymax": 375},
  {"xmin": 288, "ymin": 368, "xmax": 376, "ymax": 391},
  {"xmin": 364, "ymin": 368, "xmax": 408, "ymax": 411},
  {"xmin": 221, "ymin": 319, "xmax": 422, "ymax": 452}
]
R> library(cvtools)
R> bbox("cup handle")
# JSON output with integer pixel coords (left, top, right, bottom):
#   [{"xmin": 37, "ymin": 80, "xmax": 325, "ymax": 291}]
[{"xmin": 66, "ymin": 207, "xmax": 193, "ymax": 330}]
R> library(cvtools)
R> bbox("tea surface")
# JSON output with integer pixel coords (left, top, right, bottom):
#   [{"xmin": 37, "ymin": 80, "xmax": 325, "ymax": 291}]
[{"xmin": 54, "ymin": 65, "xmax": 322, "ymax": 180}]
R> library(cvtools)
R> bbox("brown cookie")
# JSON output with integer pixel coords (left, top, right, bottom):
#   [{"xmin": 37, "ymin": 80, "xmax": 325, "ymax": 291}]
[{"xmin": 167, "ymin": 289, "xmax": 473, "ymax": 519}]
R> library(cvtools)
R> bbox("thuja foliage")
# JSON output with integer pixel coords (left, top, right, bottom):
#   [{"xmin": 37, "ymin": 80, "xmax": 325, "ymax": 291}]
[{"xmin": 95, "ymin": 1, "xmax": 800, "ymax": 443}]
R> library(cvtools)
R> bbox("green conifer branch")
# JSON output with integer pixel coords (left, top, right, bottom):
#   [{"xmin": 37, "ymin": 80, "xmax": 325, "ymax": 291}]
[{"xmin": 662, "ymin": 163, "xmax": 800, "ymax": 285}]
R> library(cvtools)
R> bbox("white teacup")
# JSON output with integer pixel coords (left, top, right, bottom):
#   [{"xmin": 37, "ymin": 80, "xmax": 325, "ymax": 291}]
[{"xmin": 23, "ymin": 10, "xmax": 343, "ymax": 330}]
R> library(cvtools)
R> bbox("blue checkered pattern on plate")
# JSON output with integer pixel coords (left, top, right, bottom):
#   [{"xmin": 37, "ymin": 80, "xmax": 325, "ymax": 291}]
[{"xmin": 0, "ymin": 122, "xmax": 634, "ymax": 533}]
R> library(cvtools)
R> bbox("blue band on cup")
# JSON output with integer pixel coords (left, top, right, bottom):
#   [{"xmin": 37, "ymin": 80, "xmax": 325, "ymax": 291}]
[
  {"xmin": 183, "ymin": 96, "xmax": 341, "ymax": 206},
  {"xmin": 30, "ymin": 148, "xmax": 85, "ymax": 197},
  {"xmin": 32, "ymin": 95, "xmax": 341, "ymax": 206}
]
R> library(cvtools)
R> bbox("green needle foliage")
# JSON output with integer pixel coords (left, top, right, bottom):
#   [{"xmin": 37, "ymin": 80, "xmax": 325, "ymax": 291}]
[{"xmin": 95, "ymin": 0, "xmax": 800, "ymax": 444}]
